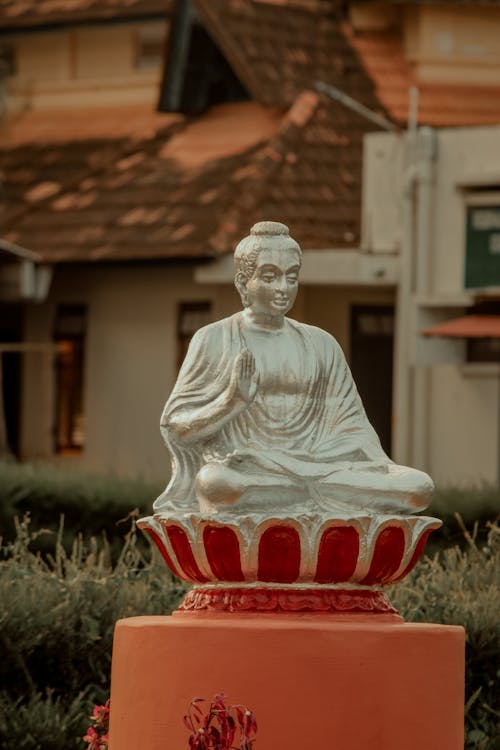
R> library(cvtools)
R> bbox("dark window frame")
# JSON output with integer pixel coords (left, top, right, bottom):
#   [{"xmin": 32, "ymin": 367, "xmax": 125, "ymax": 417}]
[
  {"xmin": 0, "ymin": 41, "xmax": 17, "ymax": 78},
  {"xmin": 134, "ymin": 25, "xmax": 165, "ymax": 71},
  {"xmin": 177, "ymin": 300, "xmax": 212, "ymax": 370},
  {"xmin": 53, "ymin": 304, "xmax": 87, "ymax": 454},
  {"xmin": 158, "ymin": 0, "xmax": 248, "ymax": 115},
  {"xmin": 465, "ymin": 300, "xmax": 500, "ymax": 363}
]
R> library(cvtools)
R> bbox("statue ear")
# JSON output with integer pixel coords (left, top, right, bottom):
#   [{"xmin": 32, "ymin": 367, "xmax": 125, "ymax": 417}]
[{"xmin": 235, "ymin": 272, "xmax": 249, "ymax": 306}]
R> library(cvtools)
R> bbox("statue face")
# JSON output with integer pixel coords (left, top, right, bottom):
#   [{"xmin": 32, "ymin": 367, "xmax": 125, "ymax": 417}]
[{"xmin": 244, "ymin": 246, "xmax": 300, "ymax": 317}]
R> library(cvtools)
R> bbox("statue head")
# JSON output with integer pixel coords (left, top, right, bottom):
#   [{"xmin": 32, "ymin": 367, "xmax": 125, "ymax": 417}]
[{"xmin": 234, "ymin": 222, "xmax": 302, "ymax": 314}]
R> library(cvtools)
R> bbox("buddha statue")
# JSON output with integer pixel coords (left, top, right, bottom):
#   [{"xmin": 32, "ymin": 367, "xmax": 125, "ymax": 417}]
[{"xmin": 154, "ymin": 221, "xmax": 433, "ymax": 517}]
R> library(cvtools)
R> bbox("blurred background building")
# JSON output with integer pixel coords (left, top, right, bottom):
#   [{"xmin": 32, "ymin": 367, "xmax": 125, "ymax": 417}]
[{"xmin": 0, "ymin": 0, "xmax": 499, "ymax": 486}]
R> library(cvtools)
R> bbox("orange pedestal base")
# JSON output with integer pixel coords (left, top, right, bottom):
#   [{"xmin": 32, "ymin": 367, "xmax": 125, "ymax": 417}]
[{"xmin": 109, "ymin": 613, "xmax": 464, "ymax": 750}]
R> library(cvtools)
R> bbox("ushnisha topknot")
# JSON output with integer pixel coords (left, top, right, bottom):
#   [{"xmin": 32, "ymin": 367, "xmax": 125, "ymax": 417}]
[
  {"xmin": 234, "ymin": 221, "xmax": 302, "ymax": 297},
  {"xmin": 250, "ymin": 220, "xmax": 290, "ymax": 237}
]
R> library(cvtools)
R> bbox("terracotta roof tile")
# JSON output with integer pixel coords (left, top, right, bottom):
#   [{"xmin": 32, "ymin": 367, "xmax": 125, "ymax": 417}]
[
  {"xmin": 0, "ymin": 0, "xmax": 172, "ymax": 29},
  {"xmin": 346, "ymin": 26, "xmax": 500, "ymax": 127},
  {"xmin": 159, "ymin": 102, "xmax": 282, "ymax": 169}
]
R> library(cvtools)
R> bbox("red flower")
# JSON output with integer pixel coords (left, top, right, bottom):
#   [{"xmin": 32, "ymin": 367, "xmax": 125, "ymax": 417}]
[
  {"xmin": 83, "ymin": 726, "xmax": 101, "ymax": 750},
  {"xmin": 184, "ymin": 694, "xmax": 257, "ymax": 749},
  {"xmin": 92, "ymin": 701, "xmax": 110, "ymax": 730},
  {"xmin": 84, "ymin": 700, "xmax": 110, "ymax": 750}
]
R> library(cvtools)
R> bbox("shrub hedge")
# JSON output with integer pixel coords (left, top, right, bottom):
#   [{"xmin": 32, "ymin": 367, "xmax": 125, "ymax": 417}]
[
  {"xmin": 0, "ymin": 461, "xmax": 163, "ymax": 556},
  {"xmin": 0, "ymin": 517, "xmax": 186, "ymax": 750},
  {"xmin": 0, "ymin": 516, "xmax": 498, "ymax": 750},
  {"xmin": 392, "ymin": 523, "xmax": 500, "ymax": 750},
  {"xmin": 430, "ymin": 484, "xmax": 500, "ymax": 551},
  {"xmin": 0, "ymin": 461, "xmax": 499, "ymax": 550}
]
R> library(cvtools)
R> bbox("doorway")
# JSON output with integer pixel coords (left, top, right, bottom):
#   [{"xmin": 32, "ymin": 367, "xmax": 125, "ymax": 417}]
[
  {"xmin": 349, "ymin": 305, "xmax": 394, "ymax": 456},
  {"xmin": 0, "ymin": 304, "xmax": 22, "ymax": 456}
]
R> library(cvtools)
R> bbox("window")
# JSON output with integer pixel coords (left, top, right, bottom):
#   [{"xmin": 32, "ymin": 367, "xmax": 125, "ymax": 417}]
[
  {"xmin": 159, "ymin": 0, "xmax": 248, "ymax": 114},
  {"xmin": 467, "ymin": 337, "xmax": 500, "ymax": 363},
  {"xmin": 135, "ymin": 27, "xmax": 165, "ymax": 71},
  {"xmin": 54, "ymin": 305, "xmax": 86, "ymax": 453},
  {"xmin": 355, "ymin": 310, "xmax": 394, "ymax": 337},
  {"xmin": 0, "ymin": 41, "xmax": 16, "ymax": 78},
  {"xmin": 0, "ymin": 303, "xmax": 22, "ymax": 457},
  {"xmin": 350, "ymin": 305, "xmax": 394, "ymax": 455},
  {"xmin": 177, "ymin": 301, "xmax": 212, "ymax": 369},
  {"xmin": 464, "ymin": 194, "xmax": 500, "ymax": 290}
]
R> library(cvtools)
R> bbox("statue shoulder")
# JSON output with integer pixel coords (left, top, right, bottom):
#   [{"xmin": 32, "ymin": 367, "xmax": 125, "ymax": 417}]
[
  {"xmin": 287, "ymin": 318, "xmax": 344, "ymax": 354},
  {"xmin": 188, "ymin": 314, "xmax": 237, "ymax": 350}
]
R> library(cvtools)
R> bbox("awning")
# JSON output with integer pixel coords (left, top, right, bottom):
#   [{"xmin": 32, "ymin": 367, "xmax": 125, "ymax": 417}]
[{"xmin": 422, "ymin": 315, "xmax": 500, "ymax": 338}]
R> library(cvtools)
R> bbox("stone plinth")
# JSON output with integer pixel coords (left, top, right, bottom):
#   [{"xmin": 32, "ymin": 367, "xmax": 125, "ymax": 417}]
[{"xmin": 109, "ymin": 613, "xmax": 464, "ymax": 750}]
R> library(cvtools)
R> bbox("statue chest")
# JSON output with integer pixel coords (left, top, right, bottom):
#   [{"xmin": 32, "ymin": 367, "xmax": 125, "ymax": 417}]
[{"xmin": 241, "ymin": 331, "xmax": 311, "ymax": 399}]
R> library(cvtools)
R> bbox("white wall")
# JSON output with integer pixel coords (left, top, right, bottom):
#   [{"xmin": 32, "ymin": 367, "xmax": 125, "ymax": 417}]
[
  {"xmin": 22, "ymin": 264, "xmax": 239, "ymax": 481},
  {"xmin": 428, "ymin": 365, "xmax": 499, "ymax": 485},
  {"xmin": 364, "ymin": 125, "xmax": 500, "ymax": 484},
  {"xmin": 432, "ymin": 126, "xmax": 500, "ymax": 297},
  {"xmin": 364, "ymin": 125, "xmax": 500, "ymax": 294}
]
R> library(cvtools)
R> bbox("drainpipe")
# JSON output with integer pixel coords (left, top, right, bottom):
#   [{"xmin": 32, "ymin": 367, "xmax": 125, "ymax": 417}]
[
  {"xmin": 393, "ymin": 127, "xmax": 437, "ymax": 469},
  {"xmin": 415, "ymin": 128, "xmax": 437, "ymax": 297},
  {"xmin": 393, "ymin": 151, "xmax": 418, "ymax": 466},
  {"xmin": 412, "ymin": 127, "xmax": 437, "ymax": 471}
]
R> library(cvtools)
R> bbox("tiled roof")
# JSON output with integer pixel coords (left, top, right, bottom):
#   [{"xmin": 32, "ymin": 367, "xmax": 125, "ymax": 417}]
[
  {"xmin": 209, "ymin": 92, "xmax": 368, "ymax": 254},
  {"xmin": 1, "ymin": 0, "xmax": 383, "ymax": 262},
  {"xmin": 346, "ymin": 27, "xmax": 500, "ymax": 127},
  {"xmin": 0, "ymin": 103, "xmax": 278, "ymax": 261},
  {"xmin": 1, "ymin": 93, "xmax": 370, "ymax": 262},
  {"xmin": 0, "ymin": 0, "xmax": 172, "ymax": 30},
  {"xmin": 194, "ymin": 0, "xmax": 384, "ymax": 113}
]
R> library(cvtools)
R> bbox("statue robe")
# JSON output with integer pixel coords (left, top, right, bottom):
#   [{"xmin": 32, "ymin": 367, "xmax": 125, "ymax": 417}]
[{"xmin": 154, "ymin": 313, "xmax": 431, "ymax": 515}]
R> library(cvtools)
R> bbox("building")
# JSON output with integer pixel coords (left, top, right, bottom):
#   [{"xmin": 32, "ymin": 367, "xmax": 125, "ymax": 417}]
[
  {"xmin": 347, "ymin": 0, "xmax": 500, "ymax": 484},
  {"xmin": 364, "ymin": 125, "xmax": 500, "ymax": 485},
  {"xmin": 1, "ymin": 0, "xmax": 499, "ymax": 485}
]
